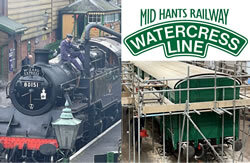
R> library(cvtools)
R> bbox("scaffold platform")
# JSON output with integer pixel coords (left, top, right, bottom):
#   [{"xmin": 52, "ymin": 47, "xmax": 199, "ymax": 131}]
[{"xmin": 121, "ymin": 61, "xmax": 250, "ymax": 162}]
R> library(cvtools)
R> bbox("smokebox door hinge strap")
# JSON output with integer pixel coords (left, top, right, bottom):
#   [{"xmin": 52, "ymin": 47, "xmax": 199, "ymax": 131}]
[
  {"xmin": 45, "ymin": 116, "xmax": 53, "ymax": 138},
  {"xmin": 5, "ymin": 115, "xmax": 14, "ymax": 136}
]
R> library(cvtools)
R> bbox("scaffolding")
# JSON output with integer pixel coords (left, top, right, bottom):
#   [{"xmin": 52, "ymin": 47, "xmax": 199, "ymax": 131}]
[{"xmin": 121, "ymin": 61, "xmax": 250, "ymax": 162}]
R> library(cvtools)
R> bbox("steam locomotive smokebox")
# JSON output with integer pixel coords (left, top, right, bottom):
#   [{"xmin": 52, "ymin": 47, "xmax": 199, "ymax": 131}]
[{"xmin": 34, "ymin": 49, "xmax": 50, "ymax": 64}]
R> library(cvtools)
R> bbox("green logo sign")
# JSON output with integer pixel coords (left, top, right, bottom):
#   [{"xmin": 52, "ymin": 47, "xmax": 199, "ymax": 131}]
[{"xmin": 124, "ymin": 20, "xmax": 248, "ymax": 58}]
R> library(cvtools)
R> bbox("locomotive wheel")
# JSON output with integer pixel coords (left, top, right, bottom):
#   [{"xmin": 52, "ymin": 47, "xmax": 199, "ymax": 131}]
[
  {"xmin": 194, "ymin": 143, "xmax": 205, "ymax": 159},
  {"xmin": 234, "ymin": 139, "xmax": 243, "ymax": 151},
  {"xmin": 182, "ymin": 145, "xmax": 195, "ymax": 159}
]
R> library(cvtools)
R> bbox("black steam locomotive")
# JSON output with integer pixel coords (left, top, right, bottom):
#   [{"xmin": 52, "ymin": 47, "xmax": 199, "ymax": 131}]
[{"xmin": 0, "ymin": 25, "xmax": 121, "ymax": 162}]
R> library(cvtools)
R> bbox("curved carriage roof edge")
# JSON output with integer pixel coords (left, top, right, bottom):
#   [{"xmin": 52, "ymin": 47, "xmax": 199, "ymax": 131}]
[
  {"xmin": 174, "ymin": 73, "xmax": 241, "ymax": 89},
  {"xmin": 132, "ymin": 61, "xmax": 241, "ymax": 89}
]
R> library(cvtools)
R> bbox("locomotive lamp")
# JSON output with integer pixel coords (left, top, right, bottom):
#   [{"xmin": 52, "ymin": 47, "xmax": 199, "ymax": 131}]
[
  {"xmin": 52, "ymin": 100, "xmax": 81, "ymax": 150},
  {"xmin": 42, "ymin": 10, "xmax": 49, "ymax": 31}
]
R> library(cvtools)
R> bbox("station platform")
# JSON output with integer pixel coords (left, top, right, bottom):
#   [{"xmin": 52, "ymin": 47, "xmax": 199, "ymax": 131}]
[{"xmin": 70, "ymin": 120, "xmax": 121, "ymax": 162}]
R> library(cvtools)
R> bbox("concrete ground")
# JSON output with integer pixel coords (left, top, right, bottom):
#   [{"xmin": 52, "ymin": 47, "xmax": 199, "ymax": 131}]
[{"xmin": 238, "ymin": 116, "xmax": 250, "ymax": 161}]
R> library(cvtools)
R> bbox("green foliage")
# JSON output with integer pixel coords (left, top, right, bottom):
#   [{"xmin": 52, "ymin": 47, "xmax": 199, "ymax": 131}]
[
  {"xmin": 44, "ymin": 40, "xmax": 61, "ymax": 51},
  {"xmin": 44, "ymin": 40, "xmax": 61, "ymax": 59}
]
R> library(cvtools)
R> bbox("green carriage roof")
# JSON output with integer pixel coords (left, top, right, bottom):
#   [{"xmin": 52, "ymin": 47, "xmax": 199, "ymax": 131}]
[{"xmin": 133, "ymin": 61, "xmax": 241, "ymax": 88}]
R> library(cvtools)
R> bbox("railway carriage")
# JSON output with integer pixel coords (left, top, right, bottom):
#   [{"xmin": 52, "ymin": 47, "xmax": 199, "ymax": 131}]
[{"xmin": 133, "ymin": 61, "xmax": 242, "ymax": 160}]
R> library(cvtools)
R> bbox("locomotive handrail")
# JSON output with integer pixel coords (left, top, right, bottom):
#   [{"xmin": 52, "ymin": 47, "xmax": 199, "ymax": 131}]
[
  {"xmin": 59, "ymin": 77, "xmax": 78, "ymax": 89},
  {"xmin": 5, "ymin": 81, "xmax": 11, "ymax": 98}
]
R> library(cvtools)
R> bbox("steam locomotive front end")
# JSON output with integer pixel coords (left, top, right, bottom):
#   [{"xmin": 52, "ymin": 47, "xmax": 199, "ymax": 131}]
[
  {"xmin": 0, "ymin": 24, "xmax": 122, "ymax": 162},
  {"xmin": 0, "ymin": 49, "xmax": 78, "ymax": 161},
  {"xmin": 10, "ymin": 65, "xmax": 53, "ymax": 115},
  {"xmin": 9, "ymin": 49, "xmax": 77, "ymax": 116}
]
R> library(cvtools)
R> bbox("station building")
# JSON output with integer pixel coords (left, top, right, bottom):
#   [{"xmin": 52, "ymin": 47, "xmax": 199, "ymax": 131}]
[
  {"xmin": 0, "ymin": 16, "xmax": 26, "ymax": 81},
  {"xmin": 0, "ymin": 0, "xmax": 120, "ymax": 82},
  {"xmin": 0, "ymin": 0, "xmax": 75, "ymax": 81},
  {"xmin": 59, "ymin": 0, "xmax": 121, "ymax": 39}
]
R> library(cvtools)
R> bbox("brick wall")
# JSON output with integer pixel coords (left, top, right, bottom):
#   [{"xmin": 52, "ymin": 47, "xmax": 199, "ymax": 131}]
[
  {"xmin": 1, "ymin": 34, "xmax": 22, "ymax": 81},
  {"xmin": 20, "ymin": 30, "xmax": 57, "ymax": 65},
  {"xmin": 1, "ymin": 46, "xmax": 8, "ymax": 80},
  {"xmin": 2, "ymin": 30, "xmax": 57, "ymax": 81},
  {"xmin": 89, "ymin": 21, "xmax": 121, "ymax": 38}
]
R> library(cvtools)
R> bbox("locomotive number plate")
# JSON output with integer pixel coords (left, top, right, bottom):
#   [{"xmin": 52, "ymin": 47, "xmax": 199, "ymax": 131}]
[{"xmin": 23, "ymin": 82, "xmax": 40, "ymax": 88}]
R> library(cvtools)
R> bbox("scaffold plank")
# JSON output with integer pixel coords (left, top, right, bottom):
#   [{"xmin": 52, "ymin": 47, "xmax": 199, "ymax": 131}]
[
  {"xmin": 122, "ymin": 97, "xmax": 134, "ymax": 105},
  {"xmin": 142, "ymin": 99, "xmax": 250, "ymax": 114}
]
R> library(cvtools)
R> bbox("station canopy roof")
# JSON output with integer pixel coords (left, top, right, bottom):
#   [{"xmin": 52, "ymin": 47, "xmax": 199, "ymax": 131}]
[
  {"xmin": 0, "ymin": 16, "xmax": 27, "ymax": 35},
  {"xmin": 60, "ymin": 0, "xmax": 120, "ymax": 14}
]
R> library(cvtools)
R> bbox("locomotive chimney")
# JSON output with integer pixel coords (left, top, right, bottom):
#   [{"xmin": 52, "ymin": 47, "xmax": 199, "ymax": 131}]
[{"xmin": 34, "ymin": 49, "xmax": 50, "ymax": 64}]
